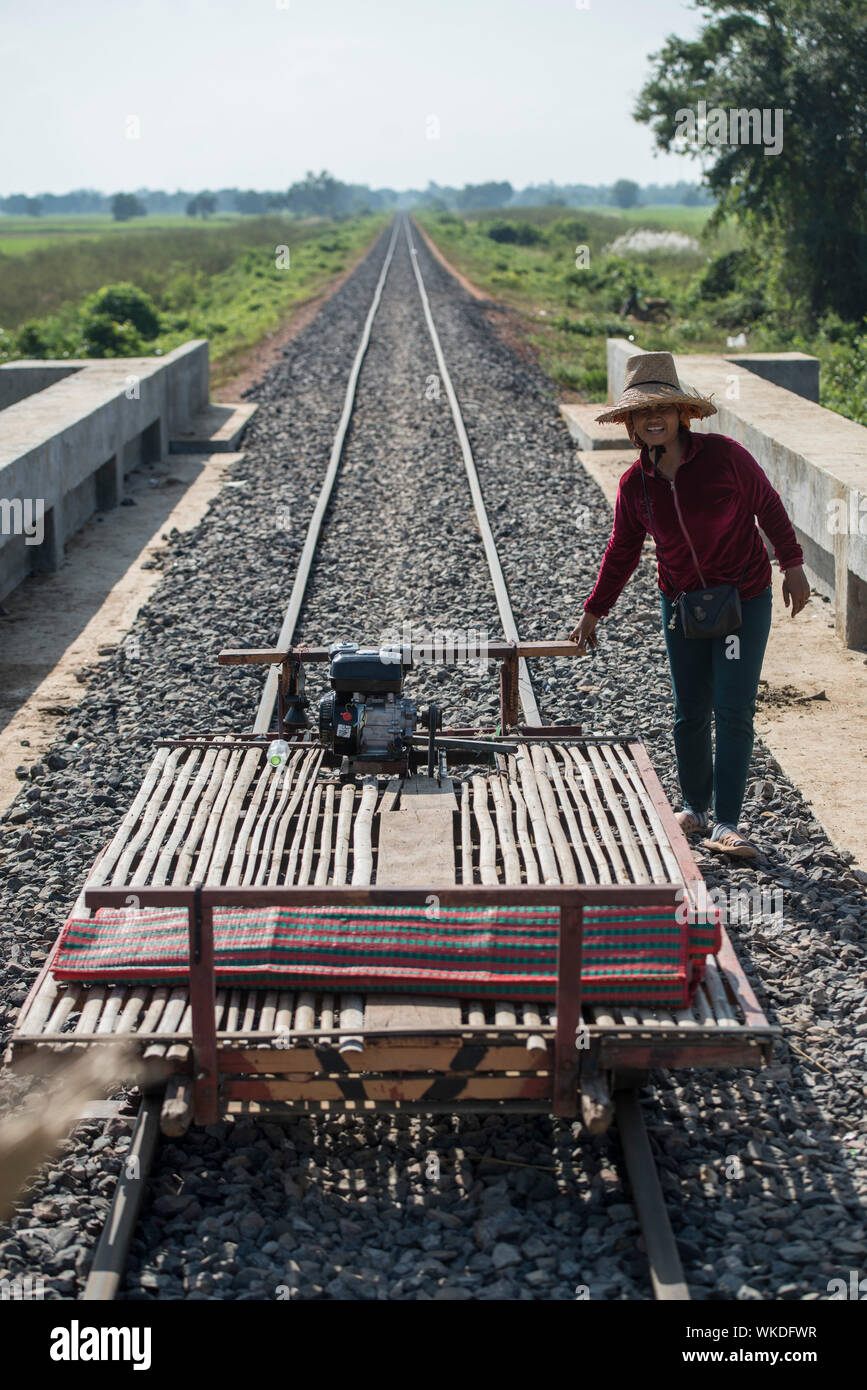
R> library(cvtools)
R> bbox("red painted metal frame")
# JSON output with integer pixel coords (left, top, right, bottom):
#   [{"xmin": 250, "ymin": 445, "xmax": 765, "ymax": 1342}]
[
  {"xmin": 188, "ymin": 890, "xmax": 218, "ymax": 1126},
  {"xmin": 553, "ymin": 906, "xmax": 583, "ymax": 1119},
  {"xmin": 84, "ymin": 882, "xmax": 678, "ymax": 1126}
]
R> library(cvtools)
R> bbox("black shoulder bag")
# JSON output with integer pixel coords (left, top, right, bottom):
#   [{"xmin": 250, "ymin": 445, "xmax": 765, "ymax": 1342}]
[{"xmin": 640, "ymin": 465, "xmax": 748, "ymax": 640}]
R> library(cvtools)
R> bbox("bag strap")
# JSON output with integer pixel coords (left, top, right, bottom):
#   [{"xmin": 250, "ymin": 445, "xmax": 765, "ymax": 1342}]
[
  {"xmin": 639, "ymin": 459, "xmax": 679, "ymax": 593},
  {"xmin": 639, "ymin": 448, "xmax": 750, "ymax": 592}
]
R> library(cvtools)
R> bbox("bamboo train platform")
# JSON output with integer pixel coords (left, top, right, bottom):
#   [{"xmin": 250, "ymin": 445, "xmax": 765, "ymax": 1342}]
[{"xmin": 8, "ymin": 733, "xmax": 777, "ymax": 1135}]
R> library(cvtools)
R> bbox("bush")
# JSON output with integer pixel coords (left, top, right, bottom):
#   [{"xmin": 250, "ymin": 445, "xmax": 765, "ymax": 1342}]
[
  {"xmin": 81, "ymin": 314, "xmax": 145, "ymax": 357},
  {"xmin": 486, "ymin": 220, "xmax": 543, "ymax": 246},
  {"xmin": 83, "ymin": 283, "xmax": 160, "ymax": 339},
  {"xmin": 14, "ymin": 321, "xmax": 51, "ymax": 356},
  {"xmin": 547, "ymin": 217, "xmax": 590, "ymax": 243},
  {"xmin": 710, "ymin": 290, "xmax": 767, "ymax": 328},
  {"xmin": 698, "ymin": 250, "xmax": 754, "ymax": 301},
  {"xmin": 816, "ymin": 311, "xmax": 859, "ymax": 347}
]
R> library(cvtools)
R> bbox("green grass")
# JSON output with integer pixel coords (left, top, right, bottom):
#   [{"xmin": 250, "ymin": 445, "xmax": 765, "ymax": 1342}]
[
  {"xmin": 416, "ymin": 206, "xmax": 867, "ymax": 424},
  {"xmin": 0, "ymin": 213, "xmax": 388, "ymax": 389},
  {"xmin": 0, "ymin": 211, "xmax": 249, "ymax": 255}
]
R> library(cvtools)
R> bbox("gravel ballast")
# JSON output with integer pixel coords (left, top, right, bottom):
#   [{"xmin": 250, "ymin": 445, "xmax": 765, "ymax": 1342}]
[{"xmin": 0, "ymin": 220, "xmax": 864, "ymax": 1302}]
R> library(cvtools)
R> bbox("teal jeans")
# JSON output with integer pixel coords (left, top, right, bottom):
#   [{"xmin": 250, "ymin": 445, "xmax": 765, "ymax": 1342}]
[{"xmin": 660, "ymin": 585, "xmax": 773, "ymax": 826}]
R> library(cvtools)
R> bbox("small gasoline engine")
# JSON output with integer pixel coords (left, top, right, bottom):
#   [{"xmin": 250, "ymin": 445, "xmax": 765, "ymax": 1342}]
[{"xmin": 318, "ymin": 642, "xmax": 418, "ymax": 770}]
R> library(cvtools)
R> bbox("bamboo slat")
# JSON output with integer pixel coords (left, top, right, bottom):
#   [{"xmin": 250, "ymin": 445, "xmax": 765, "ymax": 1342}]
[
  {"xmin": 224, "ymin": 989, "xmax": 243, "ymax": 1033},
  {"xmin": 540, "ymin": 746, "xmax": 596, "ymax": 883},
  {"xmin": 112, "ymin": 750, "xmax": 183, "ymax": 885},
  {"xmin": 564, "ymin": 746, "xmax": 631, "ymax": 884},
  {"xmin": 583, "ymin": 744, "xmax": 649, "ymax": 884},
  {"xmin": 294, "ymin": 993, "xmax": 316, "ymax": 1032},
  {"xmin": 251, "ymin": 750, "xmax": 304, "ymax": 885},
  {"xmin": 17, "ymin": 974, "xmax": 59, "ymax": 1035},
  {"xmin": 236, "ymin": 760, "xmax": 288, "ymax": 885},
  {"xmin": 75, "ymin": 988, "xmax": 107, "ymax": 1035},
  {"xmin": 205, "ymin": 748, "xmax": 263, "ymax": 884},
  {"xmin": 95, "ymin": 987, "xmax": 127, "ymax": 1036},
  {"xmin": 489, "ymin": 774, "xmax": 521, "ymax": 884},
  {"xmin": 283, "ymin": 767, "xmax": 322, "ymax": 886},
  {"xmin": 506, "ymin": 756, "xmax": 540, "ymax": 885},
  {"xmin": 173, "ymin": 747, "xmax": 235, "ymax": 883},
  {"xmin": 87, "ymin": 747, "xmax": 173, "ymax": 888},
  {"xmin": 596, "ymin": 743, "xmax": 667, "ymax": 883},
  {"xmin": 459, "ymin": 782, "xmax": 473, "ymax": 884},
  {"xmin": 254, "ymin": 984, "xmax": 277, "ymax": 1039},
  {"xmin": 265, "ymin": 750, "xmax": 322, "ymax": 885},
  {"xmin": 350, "ymin": 778, "xmax": 379, "ymax": 885},
  {"xmin": 691, "ymin": 987, "xmax": 716, "ymax": 1028},
  {"xmin": 610, "ymin": 745, "xmax": 681, "ymax": 883},
  {"xmin": 143, "ymin": 988, "xmax": 188, "ymax": 1059},
  {"xmin": 521, "ymin": 1004, "xmax": 546, "ymax": 1055},
  {"xmin": 166, "ymin": 1004, "xmax": 192, "ymax": 1063},
  {"xmin": 332, "ymin": 784, "xmax": 356, "ymax": 886},
  {"xmin": 529, "ymin": 744, "xmax": 578, "ymax": 884},
  {"xmin": 134, "ymin": 749, "xmax": 202, "ymax": 886},
  {"xmin": 471, "ymin": 776, "xmax": 498, "ymax": 885},
  {"xmin": 553, "ymin": 747, "xmax": 613, "ymax": 884},
  {"xmin": 138, "ymin": 988, "xmax": 170, "ymax": 1035},
  {"xmin": 338, "ymin": 996, "xmax": 364, "ymax": 1054},
  {"xmin": 188, "ymin": 749, "xmax": 245, "ymax": 883},
  {"xmin": 153, "ymin": 748, "xmax": 219, "ymax": 885},
  {"xmin": 298, "ymin": 784, "xmax": 323, "ymax": 886},
  {"xmin": 274, "ymin": 992, "xmax": 295, "ymax": 1037},
  {"xmin": 314, "ymin": 784, "xmax": 336, "ymax": 886},
  {"xmin": 703, "ymin": 961, "xmax": 739, "ymax": 1027},
  {"xmin": 45, "ymin": 988, "xmax": 81, "ymax": 1035},
  {"xmin": 515, "ymin": 749, "xmax": 559, "ymax": 883}
]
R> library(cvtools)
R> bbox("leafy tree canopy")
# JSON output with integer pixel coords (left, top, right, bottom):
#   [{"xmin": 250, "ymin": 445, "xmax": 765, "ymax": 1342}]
[{"xmin": 634, "ymin": 0, "xmax": 867, "ymax": 321}]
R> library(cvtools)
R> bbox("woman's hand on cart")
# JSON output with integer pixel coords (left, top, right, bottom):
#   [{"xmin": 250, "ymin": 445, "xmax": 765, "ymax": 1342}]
[
  {"xmin": 569, "ymin": 611, "xmax": 600, "ymax": 654},
  {"xmin": 782, "ymin": 565, "xmax": 811, "ymax": 618}
]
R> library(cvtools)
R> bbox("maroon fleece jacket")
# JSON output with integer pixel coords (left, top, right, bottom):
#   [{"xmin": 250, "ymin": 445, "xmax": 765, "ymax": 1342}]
[{"xmin": 584, "ymin": 431, "xmax": 804, "ymax": 618}]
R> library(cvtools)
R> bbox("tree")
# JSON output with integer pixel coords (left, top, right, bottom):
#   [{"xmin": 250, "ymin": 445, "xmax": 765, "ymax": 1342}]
[
  {"xmin": 286, "ymin": 170, "xmax": 342, "ymax": 216},
  {"xmin": 634, "ymin": 0, "xmax": 867, "ymax": 321},
  {"xmin": 111, "ymin": 192, "xmax": 146, "ymax": 222},
  {"xmin": 186, "ymin": 192, "xmax": 218, "ymax": 218},
  {"xmin": 612, "ymin": 179, "xmax": 640, "ymax": 209},
  {"xmin": 4, "ymin": 194, "xmax": 42, "ymax": 216},
  {"xmin": 455, "ymin": 182, "xmax": 513, "ymax": 210}
]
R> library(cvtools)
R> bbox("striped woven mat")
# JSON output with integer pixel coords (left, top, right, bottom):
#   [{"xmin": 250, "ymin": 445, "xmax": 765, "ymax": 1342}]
[{"xmin": 53, "ymin": 903, "xmax": 714, "ymax": 1007}]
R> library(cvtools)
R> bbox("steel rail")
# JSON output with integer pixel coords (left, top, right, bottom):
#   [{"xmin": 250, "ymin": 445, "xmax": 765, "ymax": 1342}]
[
  {"xmin": 403, "ymin": 215, "xmax": 542, "ymax": 725},
  {"xmin": 81, "ymin": 1094, "xmax": 162, "ymax": 1301},
  {"xmin": 615, "ymin": 1089, "xmax": 691, "ymax": 1300},
  {"xmin": 253, "ymin": 218, "xmax": 401, "ymax": 734}
]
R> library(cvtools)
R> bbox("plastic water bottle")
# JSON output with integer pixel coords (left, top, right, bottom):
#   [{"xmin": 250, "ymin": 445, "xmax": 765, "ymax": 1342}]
[{"xmin": 267, "ymin": 739, "xmax": 289, "ymax": 769}]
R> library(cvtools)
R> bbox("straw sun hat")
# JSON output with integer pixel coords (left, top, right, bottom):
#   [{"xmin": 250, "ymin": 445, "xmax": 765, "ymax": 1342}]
[{"xmin": 595, "ymin": 351, "xmax": 716, "ymax": 425}]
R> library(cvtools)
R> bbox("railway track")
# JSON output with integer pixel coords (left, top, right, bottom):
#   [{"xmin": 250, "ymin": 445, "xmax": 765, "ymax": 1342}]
[{"xmin": 67, "ymin": 214, "xmax": 690, "ymax": 1302}]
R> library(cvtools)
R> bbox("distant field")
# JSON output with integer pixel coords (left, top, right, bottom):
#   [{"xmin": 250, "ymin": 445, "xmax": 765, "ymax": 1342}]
[
  {"xmin": 416, "ymin": 205, "xmax": 866, "ymax": 425},
  {"xmin": 0, "ymin": 213, "xmax": 388, "ymax": 391},
  {"xmin": 578, "ymin": 203, "xmax": 715, "ymax": 230},
  {"xmin": 0, "ymin": 212, "xmax": 248, "ymax": 257}
]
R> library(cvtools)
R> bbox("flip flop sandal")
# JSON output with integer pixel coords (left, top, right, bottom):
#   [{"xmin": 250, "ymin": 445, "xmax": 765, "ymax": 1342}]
[
  {"xmin": 701, "ymin": 829, "xmax": 760, "ymax": 859},
  {"xmin": 675, "ymin": 810, "xmax": 710, "ymax": 835}
]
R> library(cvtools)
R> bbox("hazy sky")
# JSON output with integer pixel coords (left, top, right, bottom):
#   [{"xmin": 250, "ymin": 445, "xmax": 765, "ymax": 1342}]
[{"xmin": 3, "ymin": 0, "xmax": 706, "ymax": 194}]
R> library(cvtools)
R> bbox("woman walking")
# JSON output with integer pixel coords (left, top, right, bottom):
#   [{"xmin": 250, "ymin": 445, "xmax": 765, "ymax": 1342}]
[{"xmin": 570, "ymin": 352, "xmax": 810, "ymax": 858}]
